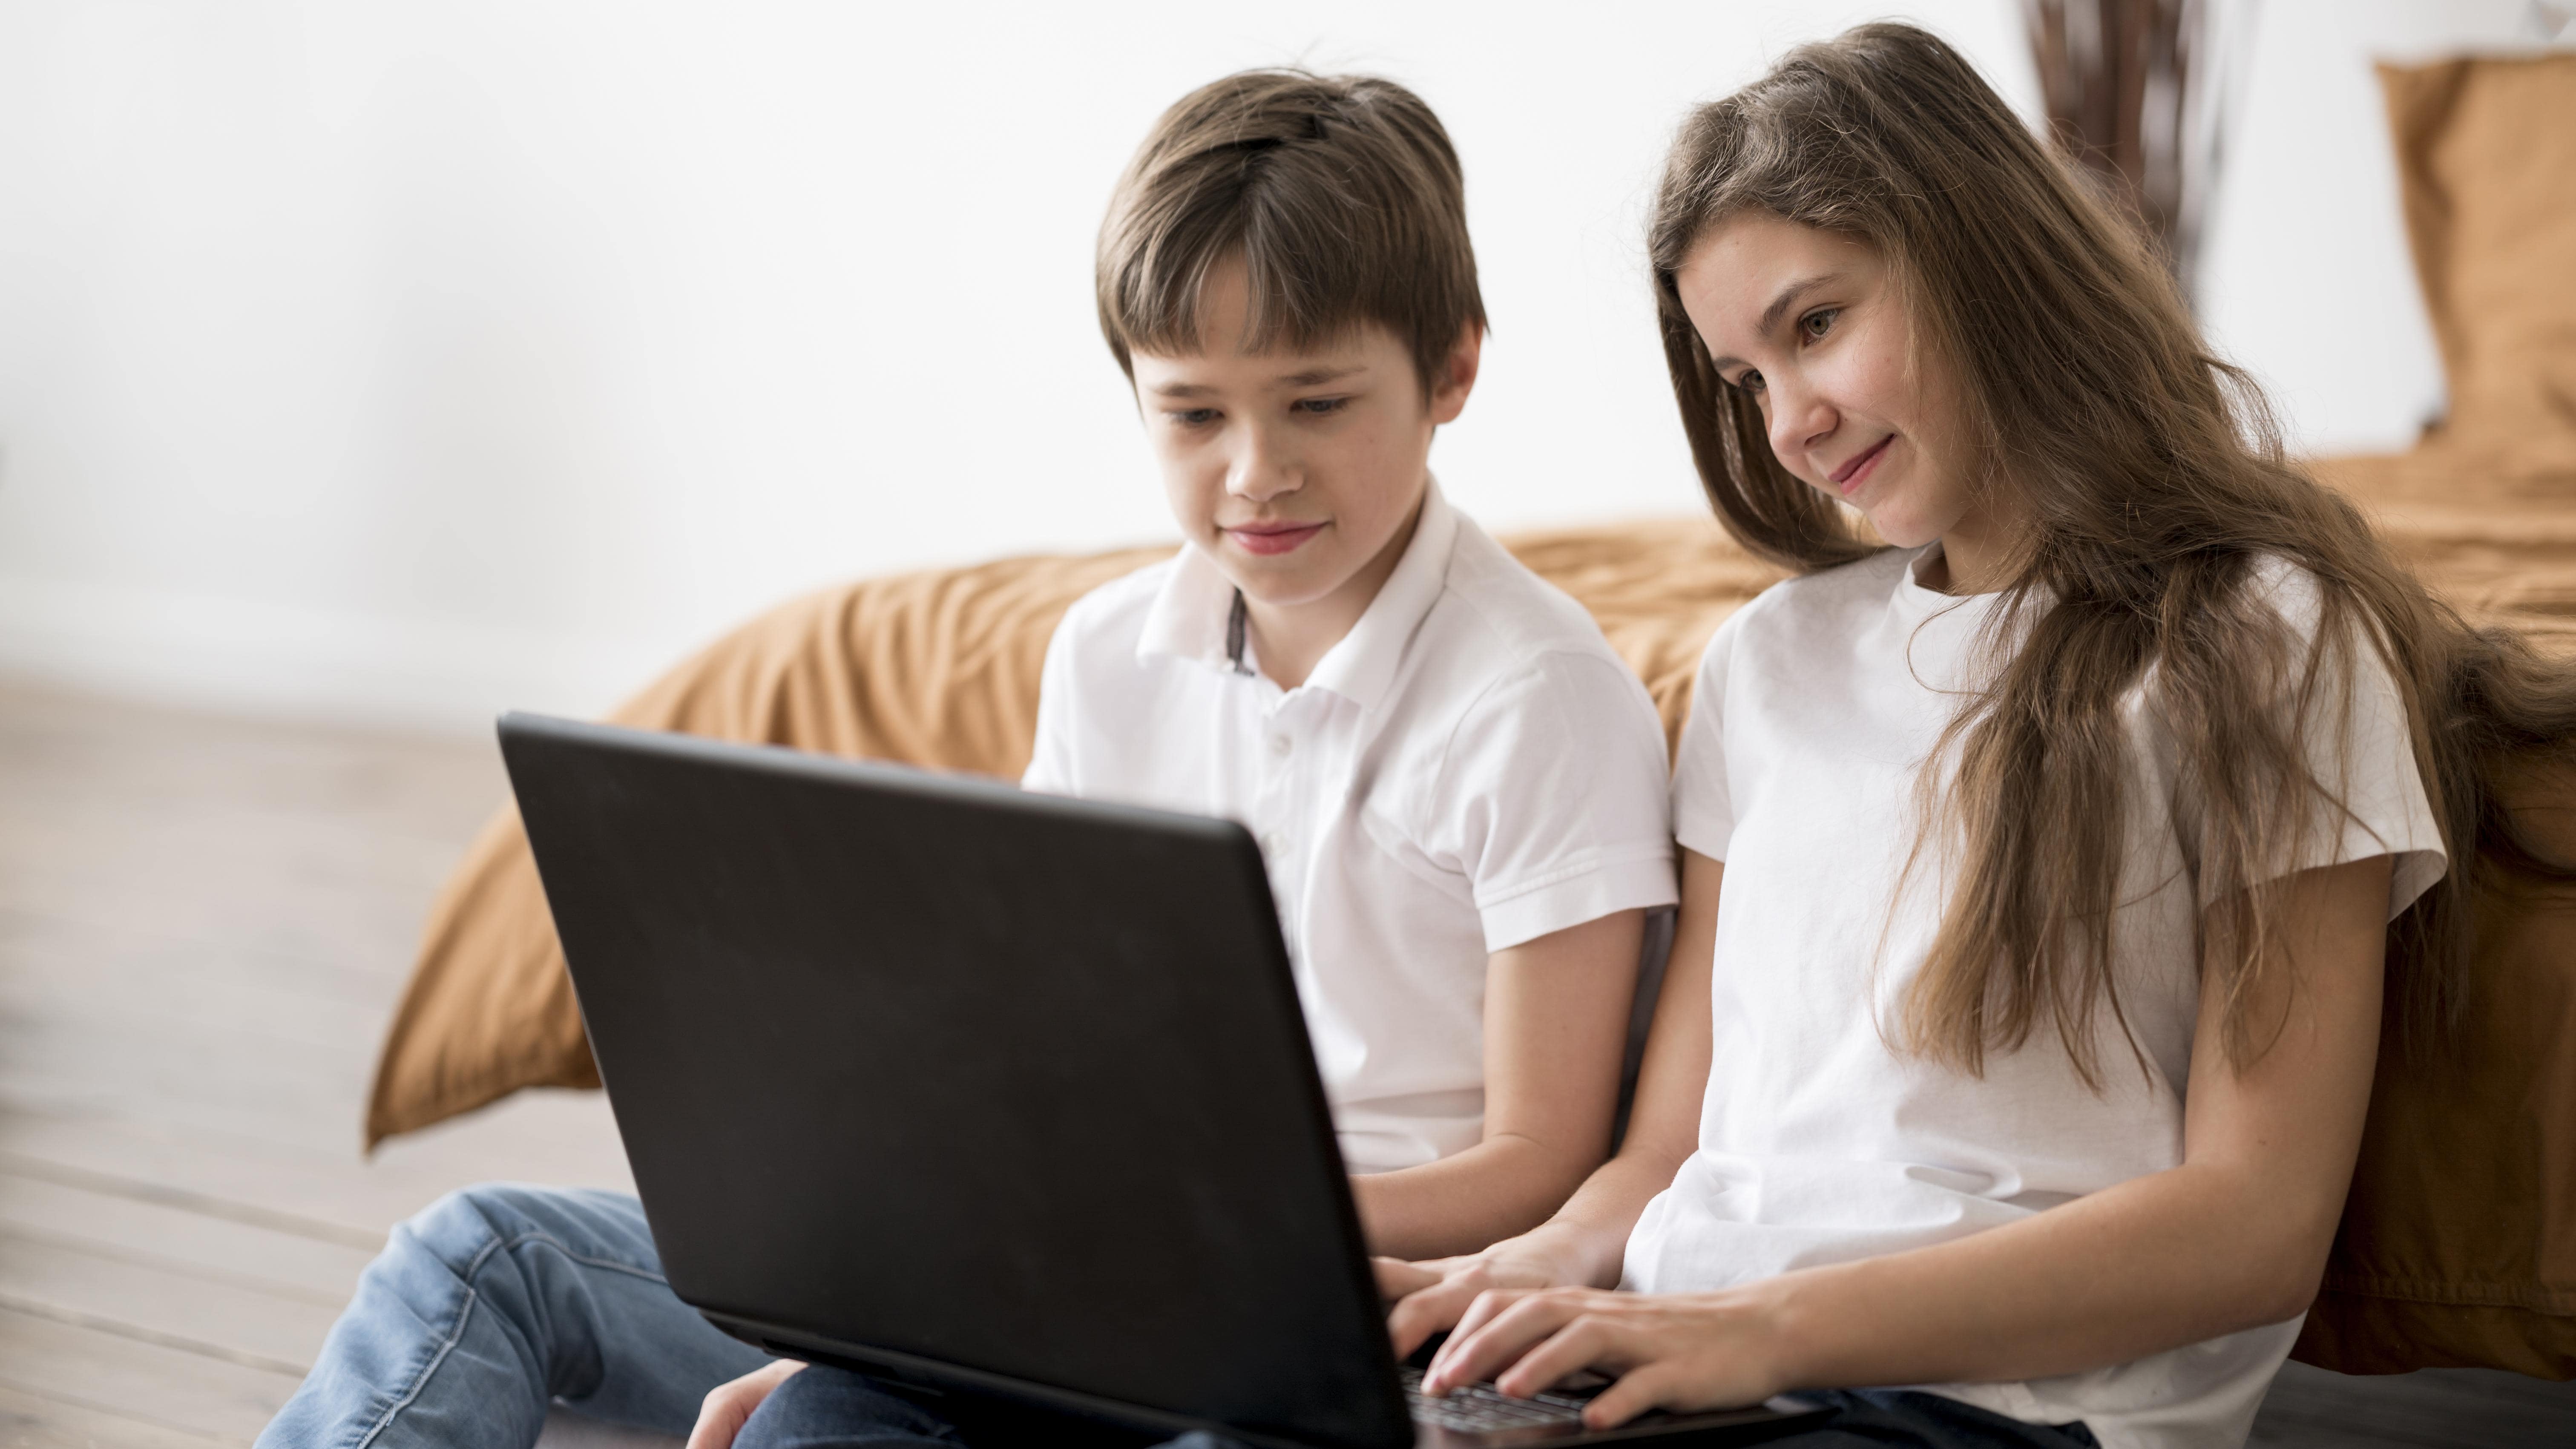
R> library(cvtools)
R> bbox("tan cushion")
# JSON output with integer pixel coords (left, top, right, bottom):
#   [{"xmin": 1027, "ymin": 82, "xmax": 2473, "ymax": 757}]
[
  {"xmin": 362, "ymin": 520, "xmax": 1779, "ymax": 1144},
  {"xmin": 2286, "ymin": 55, "xmax": 2576, "ymax": 1378},
  {"xmin": 2378, "ymin": 53, "xmax": 2576, "ymax": 479},
  {"xmin": 2295, "ymin": 756, "xmax": 2576, "ymax": 1378},
  {"xmin": 365, "ymin": 512, "xmax": 2576, "ymax": 1379},
  {"xmin": 367, "ymin": 55, "xmax": 2576, "ymax": 1380}
]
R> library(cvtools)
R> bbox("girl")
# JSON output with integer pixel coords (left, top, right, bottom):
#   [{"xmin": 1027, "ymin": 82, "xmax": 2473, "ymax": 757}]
[{"xmin": 1384, "ymin": 23, "xmax": 2575, "ymax": 1449}]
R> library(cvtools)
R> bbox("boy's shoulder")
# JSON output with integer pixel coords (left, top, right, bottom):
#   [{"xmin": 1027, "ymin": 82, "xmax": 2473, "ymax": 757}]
[{"xmin": 1423, "ymin": 513, "xmax": 1641, "ymax": 681}]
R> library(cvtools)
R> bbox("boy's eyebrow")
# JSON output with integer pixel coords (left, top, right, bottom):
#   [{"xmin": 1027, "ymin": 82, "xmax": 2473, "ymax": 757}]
[
  {"xmin": 1145, "ymin": 364, "xmax": 1369, "ymax": 399},
  {"xmin": 1705, "ymin": 273, "xmax": 1844, "ymax": 371},
  {"xmin": 1279, "ymin": 364, "xmax": 1366, "ymax": 388}
]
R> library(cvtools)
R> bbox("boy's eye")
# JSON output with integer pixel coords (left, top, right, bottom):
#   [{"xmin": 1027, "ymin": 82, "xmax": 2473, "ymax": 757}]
[
  {"xmin": 1799, "ymin": 308, "xmax": 1839, "ymax": 341},
  {"xmin": 1292, "ymin": 396, "xmax": 1348, "ymax": 416},
  {"xmin": 1169, "ymin": 408, "xmax": 1220, "ymax": 428}
]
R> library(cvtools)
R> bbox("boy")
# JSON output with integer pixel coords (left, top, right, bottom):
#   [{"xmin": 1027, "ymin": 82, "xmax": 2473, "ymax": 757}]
[{"xmin": 259, "ymin": 70, "xmax": 1676, "ymax": 1449}]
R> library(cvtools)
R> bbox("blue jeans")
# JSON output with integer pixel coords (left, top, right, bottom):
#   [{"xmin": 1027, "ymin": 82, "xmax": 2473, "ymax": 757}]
[
  {"xmin": 741, "ymin": 1367, "xmax": 2102, "ymax": 1449},
  {"xmin": 259, "ymin": 1184, "xmax": 774, "ymax": 1448},
  {"xmin": 267, "ymin": 1184, "xmax": 2099, "ymax": 1449}
]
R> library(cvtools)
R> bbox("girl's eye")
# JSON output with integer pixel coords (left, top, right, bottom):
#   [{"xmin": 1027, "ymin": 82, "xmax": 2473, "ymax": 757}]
[
  {"xmin": 1732, "ymin": 369, "xmax": 1766, "ymax": 396},
  {"xmin": 1800, "ymin": 308, "xmax": 1840, "ymax": 341},
  {"xmin": 1170, "ymin": 408, "xmax": 1220, "ymax": 428},
  {"xmin": 1293, "ymin": 397, "xmax": 1348, "ymax": 416}
]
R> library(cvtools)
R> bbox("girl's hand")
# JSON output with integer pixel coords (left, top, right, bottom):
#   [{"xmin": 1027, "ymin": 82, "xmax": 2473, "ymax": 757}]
[
  {"xmin": 1376, "ymin": 1227, "xmax": 1603, "ymax": 1359},
  {"xmin": 685, "ymin": 1359, "xmax": 805, "ymax": 1449},
  {"xmin": 1422, "ymin": 1286, "xmax": 1788, "ymax": 1431}
]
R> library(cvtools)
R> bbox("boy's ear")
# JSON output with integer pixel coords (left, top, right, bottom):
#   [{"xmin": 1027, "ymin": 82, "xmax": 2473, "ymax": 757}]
[{"xmin": 1428, "ymin": 324, "xmax": 1484, "ymax": 426}]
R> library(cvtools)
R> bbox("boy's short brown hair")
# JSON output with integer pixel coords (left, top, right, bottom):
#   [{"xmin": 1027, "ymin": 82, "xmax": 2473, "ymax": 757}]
[{"xmin": 1097, "ymin": 69, "xmax": 1486, "ymax": 395}]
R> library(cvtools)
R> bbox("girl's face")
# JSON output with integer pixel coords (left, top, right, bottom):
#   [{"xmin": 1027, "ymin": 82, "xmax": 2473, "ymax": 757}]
[{"xmin": 1674, "ymin": 213, "xmax": 1981, "ymax": 558}]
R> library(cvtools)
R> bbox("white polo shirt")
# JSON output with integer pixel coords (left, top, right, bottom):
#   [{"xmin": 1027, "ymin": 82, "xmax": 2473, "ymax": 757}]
[{"xmin": 1023, "ymin": 485, "xmax": 1679, "ymax": 1173}]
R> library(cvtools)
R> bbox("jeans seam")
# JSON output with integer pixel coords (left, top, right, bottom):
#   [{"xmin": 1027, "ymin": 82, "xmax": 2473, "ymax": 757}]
[{"xmin": 350, "ymin": 1226, "xmax": 674, "ymax": 1449}]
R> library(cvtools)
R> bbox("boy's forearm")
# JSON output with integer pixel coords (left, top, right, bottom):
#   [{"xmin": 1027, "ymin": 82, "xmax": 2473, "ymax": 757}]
[{"xmin": 1350, "ymin": 1133, "xmax": 1598, "ymax": 1260}]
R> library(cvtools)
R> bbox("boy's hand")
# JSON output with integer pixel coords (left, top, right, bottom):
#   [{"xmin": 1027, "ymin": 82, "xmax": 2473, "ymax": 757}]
[
  {"xmin": 1377, "ymin": 1230, "xmax": 1597, "ymax": 1360},
  {"xmin": 686, "ymin": 1360, "xmax": 805, "ymax": 1449}
]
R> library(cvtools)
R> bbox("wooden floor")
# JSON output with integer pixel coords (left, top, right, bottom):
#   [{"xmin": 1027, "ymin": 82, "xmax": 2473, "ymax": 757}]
[
  {"xmin": 0, "ymin": 681, "xmax": 2565, "ymax": 1447},
  {"xmin": 0, "ymin": 683, "xmax": 649, "ymax": 1446}
]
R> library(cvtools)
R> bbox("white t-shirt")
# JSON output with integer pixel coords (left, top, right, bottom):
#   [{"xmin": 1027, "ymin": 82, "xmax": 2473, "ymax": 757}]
[
  {"xmin": 1024, "ymin": 484, "xmax": 1679, "ymax": 1173},
  {"xmin": 1624, "ymin": 546, "xmax": 2444, "ymax": 1449}
]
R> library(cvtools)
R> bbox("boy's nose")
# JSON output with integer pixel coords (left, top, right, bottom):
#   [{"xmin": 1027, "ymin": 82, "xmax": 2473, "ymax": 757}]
[{"xmin": 1226, "ymin": 431, "xmax": 1300, "ymax": 501}]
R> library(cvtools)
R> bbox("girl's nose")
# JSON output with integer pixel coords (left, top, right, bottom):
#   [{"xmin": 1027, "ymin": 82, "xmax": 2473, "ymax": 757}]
[{"xmin": 1765, "ymin": 379, "xmax": 1837, "ymax": 476}]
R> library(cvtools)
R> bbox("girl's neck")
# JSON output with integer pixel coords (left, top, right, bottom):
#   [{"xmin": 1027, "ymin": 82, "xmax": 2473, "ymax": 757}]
[{"xmin": 1923, "ymin": 493, "xmax": 2024, "ymax": 595}]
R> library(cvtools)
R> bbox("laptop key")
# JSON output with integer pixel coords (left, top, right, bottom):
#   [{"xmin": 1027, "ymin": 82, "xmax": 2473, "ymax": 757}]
[{"xmin": 1401, "ymin": 1367, "xmax": 1589, "ymax": 1432}]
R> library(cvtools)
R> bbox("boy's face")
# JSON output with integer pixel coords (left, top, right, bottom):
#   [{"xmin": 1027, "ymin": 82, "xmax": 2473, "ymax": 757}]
[{"xmin": 1130, "ymin": 257, "xmax": 1477, "ymax": 620}]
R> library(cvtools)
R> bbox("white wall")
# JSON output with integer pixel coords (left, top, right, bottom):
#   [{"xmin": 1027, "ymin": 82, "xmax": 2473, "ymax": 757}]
[
  {"xmin": 0, "ymin": 0, "xmax": 2553, "ymax": 732},
  {"xmin": 2193, "ymin": 0, "xmax": 2569, "ymax": 454}
]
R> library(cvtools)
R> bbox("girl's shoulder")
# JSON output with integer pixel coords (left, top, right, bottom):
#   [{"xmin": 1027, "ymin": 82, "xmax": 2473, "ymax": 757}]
[
  {"xmin": 2235, "ymin": 552, "xmax": 2332, "ymax": 630},
  {"xmin": 1705, "ymin": 545, "xmax": 1913, "ymax": 655}
]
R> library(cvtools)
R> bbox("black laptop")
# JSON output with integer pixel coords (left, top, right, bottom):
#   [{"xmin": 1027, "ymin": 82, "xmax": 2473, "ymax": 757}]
[{"xmin": 500, "ymin": 714, "xmax": 1820, "ymax": 1449}]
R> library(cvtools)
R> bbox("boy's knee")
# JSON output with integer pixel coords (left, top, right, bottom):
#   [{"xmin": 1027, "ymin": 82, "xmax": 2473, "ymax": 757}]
[{"xmin": 393, "ymin": 1182, "xmax": 631, "ymax": 1273}]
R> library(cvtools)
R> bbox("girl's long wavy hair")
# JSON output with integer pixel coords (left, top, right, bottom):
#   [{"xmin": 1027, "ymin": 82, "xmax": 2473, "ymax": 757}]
[{"xmin": 1652, "ymin": 22, "xmax": 2576, "ymax": 1080}]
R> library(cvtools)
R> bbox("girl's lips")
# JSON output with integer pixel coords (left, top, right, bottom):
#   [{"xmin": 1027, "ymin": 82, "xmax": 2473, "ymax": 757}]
[
  {"xmin": 1227, "ymin": 522, "xmax": 1325, "ymax": 556},
  {"xmin": 1831, "ymin": 435, "xmax": 1895, "ymax": 492}
]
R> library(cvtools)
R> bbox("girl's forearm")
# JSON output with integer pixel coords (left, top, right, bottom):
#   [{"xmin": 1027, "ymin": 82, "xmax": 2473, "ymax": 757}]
[
  {"xmin": 1759, "ymin": 1159, "xmax": 2335, "ymax": 1392},
  {"xmin": 1535, "ymin": 1142, "xmax": 1696, "ymax": 1288}
]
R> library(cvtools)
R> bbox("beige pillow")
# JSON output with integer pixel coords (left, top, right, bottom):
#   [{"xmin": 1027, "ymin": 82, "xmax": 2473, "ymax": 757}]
[
  {"xmin": 2379, "ymin": 52, "xmax": 2576, "ymax": 479},
  {"xmin": 363, "ymin": 520, "xmax": 1778, "ymax": 1146}
]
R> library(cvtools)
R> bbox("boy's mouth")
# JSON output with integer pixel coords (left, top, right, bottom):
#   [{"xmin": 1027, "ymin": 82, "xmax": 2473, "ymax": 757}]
[{"xmin": 1225, "ymin": 521, "xmax": 1326, "ymax": 557}]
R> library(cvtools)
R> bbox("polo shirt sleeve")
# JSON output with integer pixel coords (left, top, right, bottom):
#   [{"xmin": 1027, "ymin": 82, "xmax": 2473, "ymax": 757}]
[
  {"xmin": 1430, "ymin": 651, "xmax": 1679, "ymax": 953},
  {"xmin": 1671, "ymin": 607, "xmax": 1748, "ymax": 863},
  {"xmin": 1019, "ymin": 612, "xmax": 1081, "ymax": 796}
]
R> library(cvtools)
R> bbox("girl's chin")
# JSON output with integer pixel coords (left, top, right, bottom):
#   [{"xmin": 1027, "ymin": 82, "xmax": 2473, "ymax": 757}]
[{"xmin": 1845, "ymin": 504, "xmax": 1931, "ymax": 550}]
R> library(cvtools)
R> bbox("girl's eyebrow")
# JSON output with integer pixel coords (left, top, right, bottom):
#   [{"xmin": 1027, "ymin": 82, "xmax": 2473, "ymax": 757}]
[
  {"xmin": 1759, "ymin": 273, "xmax": 1843, "ymax": 336},
  {"xmin": 1706, "ymin": 272, "xmax": 1846, "ymax": 372}
]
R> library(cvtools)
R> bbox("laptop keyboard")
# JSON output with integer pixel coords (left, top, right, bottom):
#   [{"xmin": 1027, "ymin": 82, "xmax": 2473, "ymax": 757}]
[{"xmin": 1401, "ymin": 1366, "xmax": 1591, "ymax": 1434}]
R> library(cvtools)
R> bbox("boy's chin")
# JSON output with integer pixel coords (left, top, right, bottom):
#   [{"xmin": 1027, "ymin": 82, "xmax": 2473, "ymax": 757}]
[{"xmin": 1220, "ymin": 561, "xmax": 1354, "ymax": 615}]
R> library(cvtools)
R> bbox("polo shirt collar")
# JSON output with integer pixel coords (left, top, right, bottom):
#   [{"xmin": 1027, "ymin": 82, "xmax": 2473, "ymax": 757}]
[
  {"xmin": 1136, "ymin": 535, "xmax": 1246, "ymax": 673},
  {"xmin": 1305, "ymin": 481, "xmax": 1457, "ymax": 710},
  {"xmin": 1133, "ymin": 480, "xmax": 1460, "ymax": 712}
]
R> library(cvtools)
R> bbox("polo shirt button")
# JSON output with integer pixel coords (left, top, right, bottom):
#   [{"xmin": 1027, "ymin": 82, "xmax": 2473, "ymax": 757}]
[{"xmin": 1269, "ymin": 734, "xmax": 1292, "ymax": 757}]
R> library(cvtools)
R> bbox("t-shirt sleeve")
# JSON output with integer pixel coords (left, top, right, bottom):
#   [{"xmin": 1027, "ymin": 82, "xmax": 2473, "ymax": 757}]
[
  {"xmin": 1670, "ymin": 607, "xmax": 1749, "ymax": 862},
  {"xmin": 1428, "ymin": 651, "xmax": 1678, "ymax": 953},
  {"xmin": 2198, "ymin": 563, "xmax": 2447, "ymax": 920},
  {"xmin": 1019, "ymin": 610, "xmax": 1081, "ymax": 796}
]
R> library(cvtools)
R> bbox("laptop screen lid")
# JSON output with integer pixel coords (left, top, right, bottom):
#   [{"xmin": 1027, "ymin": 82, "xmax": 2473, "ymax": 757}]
[{"xmin": 500, "ymin": 713, "xmax": 1416, "ymax": 1449}]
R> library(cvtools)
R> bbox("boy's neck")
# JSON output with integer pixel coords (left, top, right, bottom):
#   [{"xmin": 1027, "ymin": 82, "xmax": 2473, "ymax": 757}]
[{"xmin": 1241, "ymin": 492, "xmax": 1427, "ymax": 691}]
